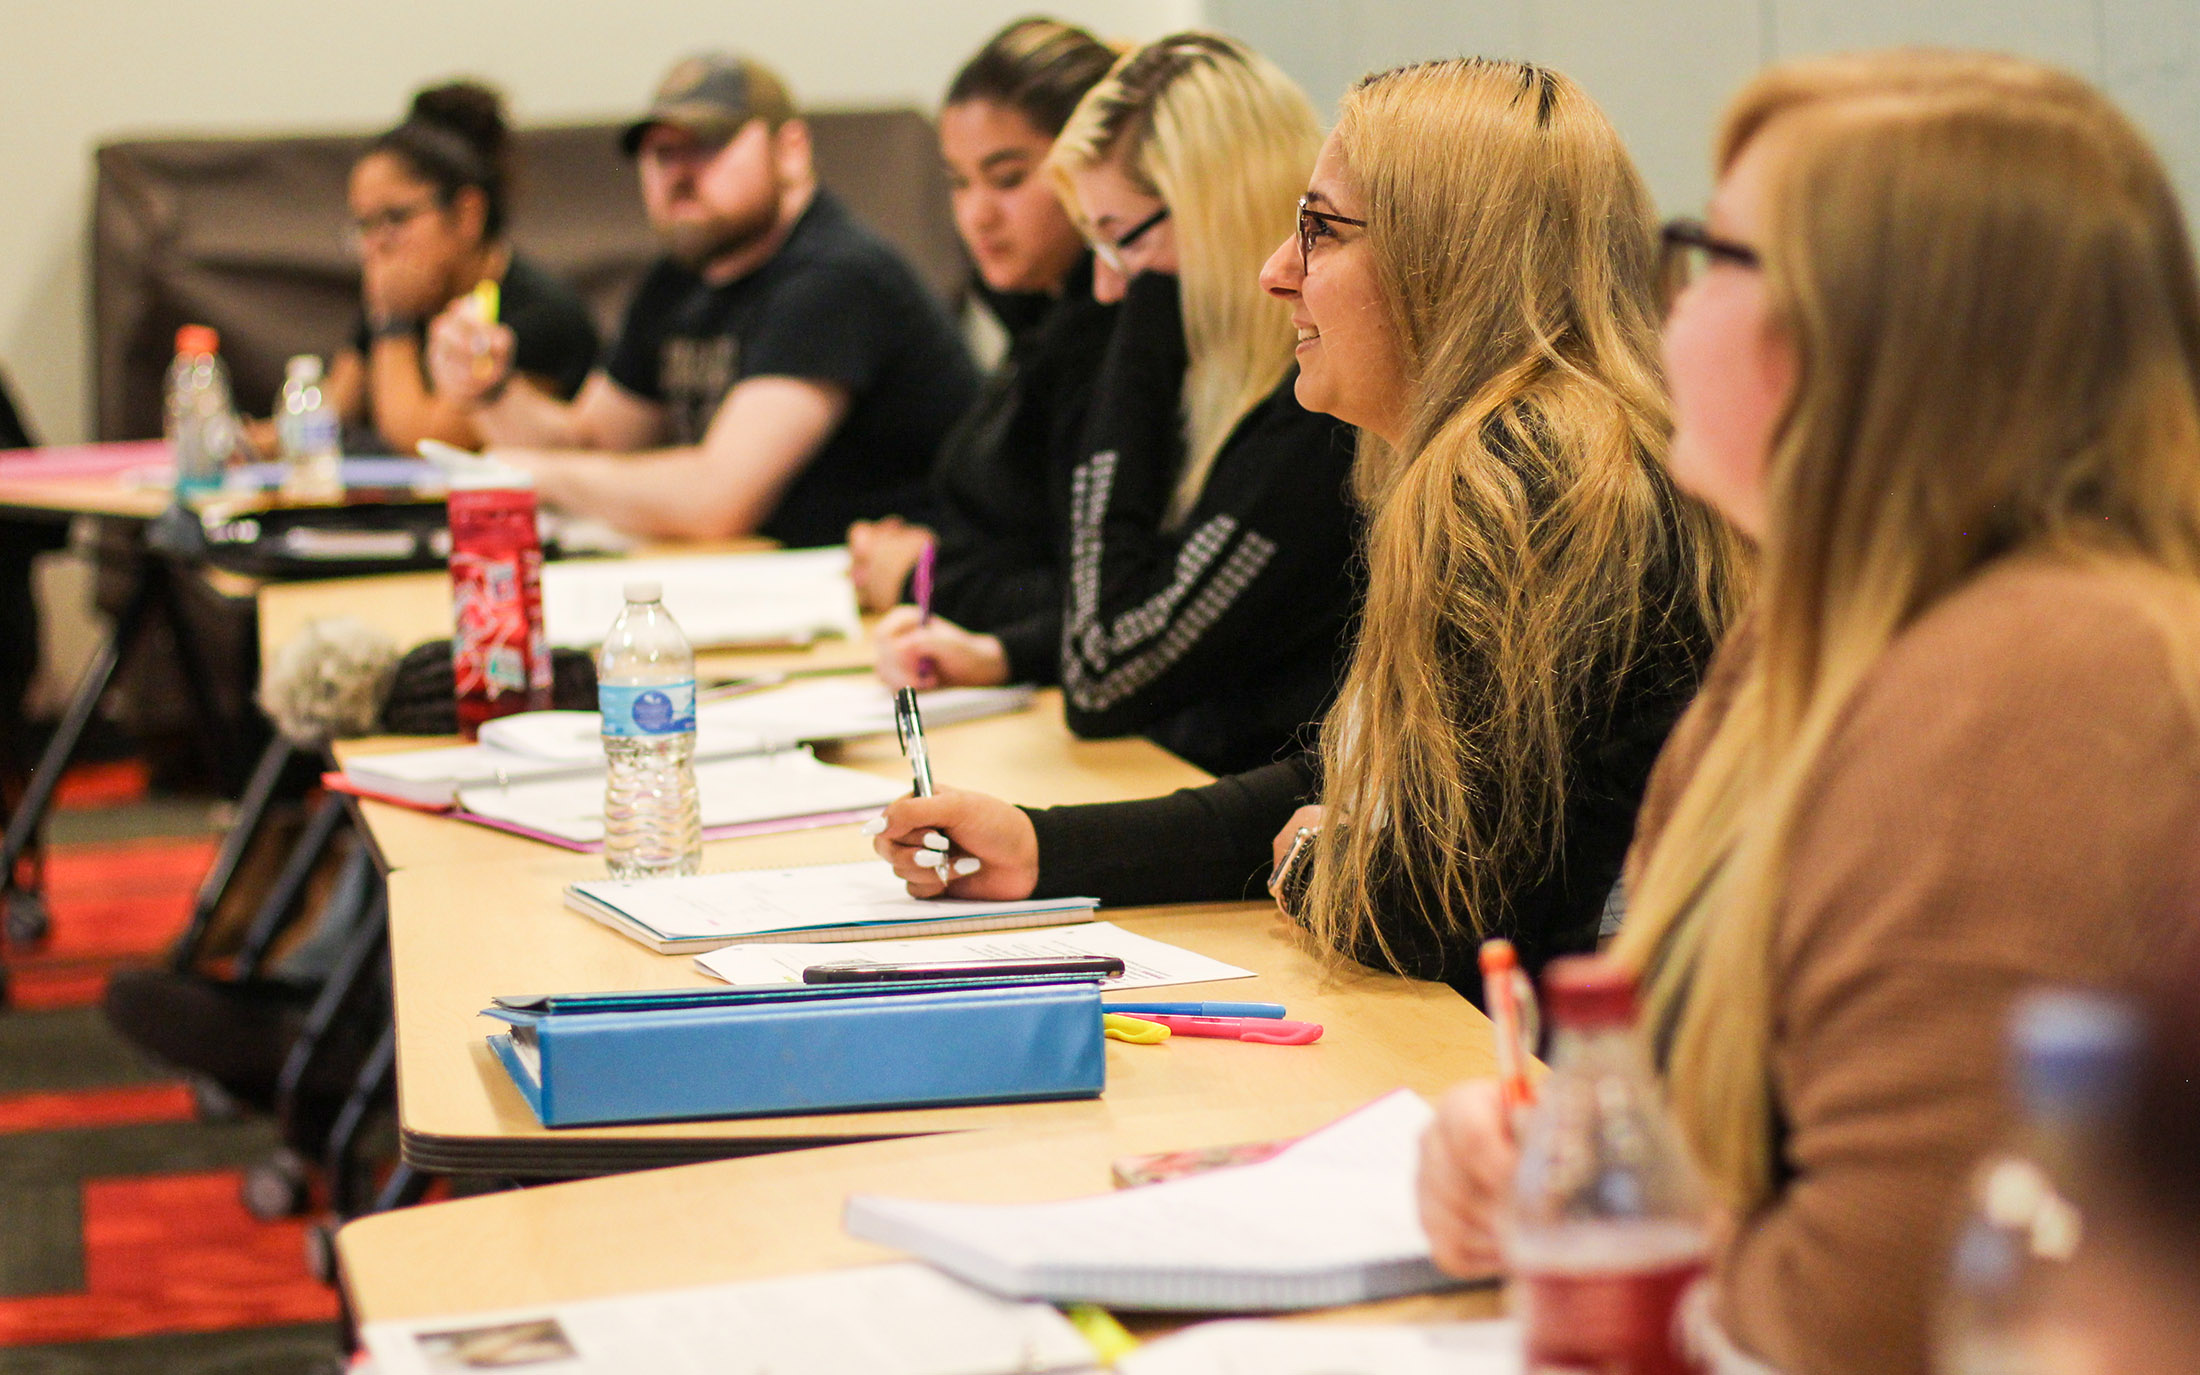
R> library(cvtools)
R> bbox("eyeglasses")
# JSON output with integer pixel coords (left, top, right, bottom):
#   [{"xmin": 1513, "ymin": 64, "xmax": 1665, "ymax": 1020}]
[
  {"xmin": 1089, "ymin": 204, "xmax": 1170, "ymax": 275},
  {"xmin": 1297, "ymin": 195, "xmax": 1367, "ymax": 273},
  {"xmin": 1659, "ymin": 218, "xmax": 1760, "ymax": 300},
  {"xmin": 347, "ymin": 198, "xmax": 441, "ymax": 248}
]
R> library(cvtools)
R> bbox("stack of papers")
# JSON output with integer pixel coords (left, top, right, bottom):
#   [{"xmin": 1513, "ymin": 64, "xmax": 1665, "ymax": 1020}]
[
  {"xmin": 565, "ymin": 860, "xmax": 1102, "ymax": 954},
  {"xmin": 845, "ymin": 1090, "xmax": 1475, "ymax": 1311},
  {"xmin": 361, "ymin": 1262, "xmax": 1095, "ymax": 1375},
  {"xmin": 541, "ymin": 548, "xmax": 861, "ymax": 649},
  {"xmin": 695, "ymin": 922, "xmax": 1255, "ymax": 991}
]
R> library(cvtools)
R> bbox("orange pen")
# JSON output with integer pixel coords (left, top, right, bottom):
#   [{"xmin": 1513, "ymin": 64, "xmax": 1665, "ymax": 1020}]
[{"xmin": 1480, "ymin": 938, "xmax": 1537, "ymax": 1120}]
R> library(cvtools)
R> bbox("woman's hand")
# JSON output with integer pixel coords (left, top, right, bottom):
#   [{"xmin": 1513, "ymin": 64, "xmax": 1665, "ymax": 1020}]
[
  {"xmin": 1418, "ymin": 1079, "xmax": 1519, "ymax": 1278},
  {"xmin": 361, "ymin": 250, "xmax": 448, "ymax": 326},
  {"xmin": 873, "ymin": 606, "xmax": 1010, "ymax": 689},
  {"xmin": 847, "ymin": 518, "xmax": 935, "ymax": 612},
  {"xmin": 426, "ymin": 301, "xmax": 516, "ymax": 409},
  {"xmin": 867, "ymin": 787, "xmax": 1040, "ymax": 899},
  {"xmin": 1271, "ymin": 804, "xmax": 1326, "ymax": 869}
]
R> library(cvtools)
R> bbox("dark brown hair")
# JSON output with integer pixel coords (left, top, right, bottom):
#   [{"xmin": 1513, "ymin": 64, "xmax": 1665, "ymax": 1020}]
[
  {"xmin": 945, "ymin": 16, "xmax": 1118, "ymax": 138},
  {"xmin": 366, "ymin": 80, "xmax": 513, "ymax": 240}
]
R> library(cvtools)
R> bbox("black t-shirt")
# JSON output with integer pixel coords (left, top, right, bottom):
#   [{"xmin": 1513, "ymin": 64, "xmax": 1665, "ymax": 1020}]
[
  {"xmin": 350, "ymin": 252, "xmax": 600, "ymax": 436},
  {"xmin": 603, "ymin": 191, "xmax": 980, "ymax": 548}
]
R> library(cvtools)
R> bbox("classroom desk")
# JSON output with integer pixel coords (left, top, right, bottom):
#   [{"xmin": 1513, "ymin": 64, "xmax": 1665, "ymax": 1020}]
[{"xmin": 339, "ymin": 1099, "xmax": 1506, "ymax": 1331}]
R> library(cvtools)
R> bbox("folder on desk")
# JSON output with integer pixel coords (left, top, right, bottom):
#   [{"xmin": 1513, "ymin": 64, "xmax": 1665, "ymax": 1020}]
[{"xmin": 483, "ymin": 978, "xmax": 1107, "ymax": 1127}]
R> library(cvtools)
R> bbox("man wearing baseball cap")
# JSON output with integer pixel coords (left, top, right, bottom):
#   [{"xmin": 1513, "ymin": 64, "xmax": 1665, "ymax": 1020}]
[{"xmin": 427, "ymin": 53, "xmax": 978, "ymax": 546}]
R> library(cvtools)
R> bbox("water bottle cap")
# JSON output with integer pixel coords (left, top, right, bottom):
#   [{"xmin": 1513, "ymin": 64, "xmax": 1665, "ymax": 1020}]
[
  {"xmin": 285, "ymin": 354, "xmax": 324, "ymax": 382},
  {"xmin": 623, "ymin": 580, "xmax": 663, "ymax": 604},
  {"xmin": 175, "ymin": 324, "xmax": 219, "ymax": 355},
  {"xmin": 2010, "ymin": 987, "xmax": 2141, "ymax": 1122},
  {"xmin": 1541, "ymin": 954, "xmax": 1637, "ymax": 1029}
]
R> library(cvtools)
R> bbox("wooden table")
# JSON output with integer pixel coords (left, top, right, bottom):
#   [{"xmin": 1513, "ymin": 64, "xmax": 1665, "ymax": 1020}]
[{"xmin": 340, "ymin": 1099, "xmax": 1505, "ymax": 1330}]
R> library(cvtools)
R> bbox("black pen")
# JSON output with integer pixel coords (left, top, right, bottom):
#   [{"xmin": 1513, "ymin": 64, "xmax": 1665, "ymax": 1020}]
[
  {"xmin": 803, "ymin": 955, "xmax": 1126, "ymax": 984},
  {"xmin": 893, "ymin": 686, "xmax": 935, "ymax": 797}
]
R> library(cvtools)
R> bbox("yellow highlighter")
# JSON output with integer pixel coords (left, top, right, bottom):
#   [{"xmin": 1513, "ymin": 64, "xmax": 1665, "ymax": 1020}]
[
  {"xmin": 469, "ymin": 279, "xmax": 502, "ymax": 385},
  {"xmin": 1066, "ymin": 1304, "xmax": 1140, "ymax": 1365},
  {"xmin": 1102, "ymin": 1013, "xmax": 1169, "ymax": 1045}
]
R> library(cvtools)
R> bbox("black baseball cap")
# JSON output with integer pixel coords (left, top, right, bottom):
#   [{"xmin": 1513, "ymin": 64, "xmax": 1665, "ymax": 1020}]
[{"xmin": 620, "ymin": 54, "xmax": 796, "ymax": 157}]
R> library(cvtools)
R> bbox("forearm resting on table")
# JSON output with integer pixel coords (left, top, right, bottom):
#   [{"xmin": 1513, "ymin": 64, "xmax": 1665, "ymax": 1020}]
[{"xmin": 367, "ymin": 338, "xmax": 486, "ymax": 452}]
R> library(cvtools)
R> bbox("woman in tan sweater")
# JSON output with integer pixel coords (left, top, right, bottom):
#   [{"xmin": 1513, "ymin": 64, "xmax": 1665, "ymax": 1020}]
[{"xmin": 1418, "ymin": 51, "xmax": 2200, "ymax": 1375}]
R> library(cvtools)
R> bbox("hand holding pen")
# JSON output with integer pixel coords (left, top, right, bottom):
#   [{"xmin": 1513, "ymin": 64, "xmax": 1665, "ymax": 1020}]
[
  {"xmin": 866, "ymin": 787, "xmax": 1041, "ymax": 900},
  {"xmin": 1414, "ymin": 938, "xmax": 1539, "ymax": 1280}
]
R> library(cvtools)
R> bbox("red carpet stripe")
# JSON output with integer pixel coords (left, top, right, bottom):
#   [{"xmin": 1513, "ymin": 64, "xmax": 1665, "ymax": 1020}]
[
  {"xmin": 0, "ymin": 1172, "xmax": 337, "ymax": 1346},
  {"xmin": 0, "ymin": 1084, "xmax": 199, "ymax": 1135}
]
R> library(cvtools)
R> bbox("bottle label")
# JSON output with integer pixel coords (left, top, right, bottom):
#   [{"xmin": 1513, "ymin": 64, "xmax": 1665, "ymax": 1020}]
[
  {"xmin": 1520, "ymin": 1260, "xmax": 1709, "ymax": 1375},
  {"xmin": 600, "ymin": 682, "xmax": 696, "ymax": 737}
]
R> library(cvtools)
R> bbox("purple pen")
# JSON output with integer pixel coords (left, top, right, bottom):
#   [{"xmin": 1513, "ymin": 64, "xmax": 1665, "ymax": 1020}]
[{"xmin": 913, "ymin": 540, "xmax": 939, "ymax": 684}]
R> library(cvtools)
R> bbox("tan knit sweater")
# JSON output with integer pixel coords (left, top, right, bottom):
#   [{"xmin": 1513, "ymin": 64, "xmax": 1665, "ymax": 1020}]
[{"xmin": 1627, "ymin": 555, "xmax": 2200, "ymax": 1375}]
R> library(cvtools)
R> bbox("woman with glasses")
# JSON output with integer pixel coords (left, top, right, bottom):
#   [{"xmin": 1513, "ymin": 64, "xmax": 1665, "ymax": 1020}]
[
  {"xmin": 875, "ymin": 33, "xmax": 1365, "ymax": 776},
  {"xmin": 326, "ymin": 82, "xmax": 597, "ymax": 453},
  {"xmin": 1419, "ymin": 52, "xmax": 2200, "ymax": 1374},
  {"xmin": 845, "ymin": 18, "xmax": 1120, "ymax": 631},
  {"xmin": 873, "ymin": 58, "xmax": 1734, "ymax": 997}
]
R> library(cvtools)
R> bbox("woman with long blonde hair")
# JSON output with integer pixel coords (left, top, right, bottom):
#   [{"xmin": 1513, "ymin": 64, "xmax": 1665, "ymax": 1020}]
[
  {"xmin": 876, "ymin": 33, "xmax": 1366, "ymax": 776},
  {"xmin": 873, "ymin": 59, "xmax": 1732, "ymax": 998},
  {"xmin": 1420, "ymin": 51, "xmax": 2200, "ymax": 1375}
]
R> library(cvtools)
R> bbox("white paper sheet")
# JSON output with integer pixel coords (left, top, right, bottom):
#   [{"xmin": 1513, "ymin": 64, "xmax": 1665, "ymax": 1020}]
[
  {"xmin": 459, "ymin": 751, "xmax": 904, "ymax": 844},
  {"xmin": 572, "ymin": 861, "xmax": 1098, "ymax": 943},
  {"xmin": 541, "ymin": 548, "xmax": 861, "ymax": 649},
  {"xmin": 1119, "ymin": 1319, "xmax": 1522, "ymax": 1375},
  {"xmin": 695, "ymin": 920, "xmax": 1255, "ymax": 991},
  {"xmin": 361, "ymin": 1261, "xmax": 1097, "ymax": 1375}
]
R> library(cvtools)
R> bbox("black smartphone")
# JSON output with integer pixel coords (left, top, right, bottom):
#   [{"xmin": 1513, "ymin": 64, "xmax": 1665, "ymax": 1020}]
[{"xmin": 801, "ymin": 955, "xmax": 1127, "ymax": 984}]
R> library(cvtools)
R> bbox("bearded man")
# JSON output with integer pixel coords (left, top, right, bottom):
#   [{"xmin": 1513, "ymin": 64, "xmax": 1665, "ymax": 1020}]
[{"xmin": 428, "ymin": 54, "xmax": 977, "ymax": 546}]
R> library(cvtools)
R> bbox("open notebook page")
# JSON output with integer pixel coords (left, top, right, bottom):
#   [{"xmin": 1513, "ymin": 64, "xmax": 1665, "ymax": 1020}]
[{"xmin": 458, "ymin": 750, "xmax": 904, "ymax": 844}]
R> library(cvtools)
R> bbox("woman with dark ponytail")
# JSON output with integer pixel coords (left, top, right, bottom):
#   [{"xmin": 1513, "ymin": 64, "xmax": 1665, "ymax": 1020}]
[
  {"xmin": 330, "ymin": 81, "xmax": 598, "ymax": 453},
  {"xmin": 845, "ymin": 18, "xmax": 1120, "ymax": 661}
]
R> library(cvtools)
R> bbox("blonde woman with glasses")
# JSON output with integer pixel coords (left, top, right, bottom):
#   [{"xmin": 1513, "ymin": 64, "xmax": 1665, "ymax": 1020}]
[
  {"xmin": 875, "ymin": 33, "xmax": 1365, "ymax": 776},
  {"xmin": 1419, "ymin": 52, "xmax": 2200, "ymax": 1375},
  {"xmin": 874, "ymin": 59, "xmax": 1734, "ymax": 999}
]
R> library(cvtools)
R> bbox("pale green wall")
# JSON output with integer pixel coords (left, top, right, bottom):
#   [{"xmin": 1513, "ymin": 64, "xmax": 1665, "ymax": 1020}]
[{"xmin": 1204, "ymin": 0, "xmax": 2200, "ymax": 221}]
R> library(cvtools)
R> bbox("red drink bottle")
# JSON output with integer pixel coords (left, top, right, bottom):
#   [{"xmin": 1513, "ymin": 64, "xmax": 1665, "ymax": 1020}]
[
  {"xmin": 1509, "ymin": 956, "xmax": 1712, "ymax": 1375},
  {"xmin": 447, "ymin": 468, "xmax": 551, "ymax": 739}
]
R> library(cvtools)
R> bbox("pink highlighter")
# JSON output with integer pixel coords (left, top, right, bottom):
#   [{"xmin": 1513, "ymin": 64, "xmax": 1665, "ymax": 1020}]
[{"xmin": 1126, "ymin": 1014, "xmax": 1324, "ymax": 1045}]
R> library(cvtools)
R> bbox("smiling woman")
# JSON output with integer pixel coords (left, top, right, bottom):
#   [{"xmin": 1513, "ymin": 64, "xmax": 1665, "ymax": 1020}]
[{"xmin": 871, "ymin": 58, "xmax": 1737, "ymax": 1006}]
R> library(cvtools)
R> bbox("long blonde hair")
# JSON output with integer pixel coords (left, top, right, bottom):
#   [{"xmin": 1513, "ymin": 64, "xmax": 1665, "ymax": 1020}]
[
  {"xmin": 1612, "ymin": 51, "xmax": 2200, "ymax": 1214},
  {"xmin": 1301, "ymin": 59, "xmax": 1740, "ymax": 971},
  {"xmin": 1047, "ymin": 33, "xmax": 1318, "ymax": 527}
]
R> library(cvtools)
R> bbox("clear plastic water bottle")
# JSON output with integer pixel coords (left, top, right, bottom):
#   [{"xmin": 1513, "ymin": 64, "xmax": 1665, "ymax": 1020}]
[
  {"xmin": 165, "ymin": 324, "xmax": 238, "ymax": 498},
  {"xmin": 598, "ymin": 581, "xmax": 700, "ymax": 879},
  {"xmin": 1509, "ymin": 955, "xmax": 1712, "ymax": 1375},
  {"xmin": 1937, "ymin": 989, "xmax": 2140, "ymax": 1375},
  {"xmin": 275, "ymin": 354, "xmax": 342, "ymax": 500}
]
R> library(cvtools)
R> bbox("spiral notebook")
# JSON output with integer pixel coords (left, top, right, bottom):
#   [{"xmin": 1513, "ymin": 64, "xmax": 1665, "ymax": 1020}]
[{"xmin": 843, "ymin": 1090, "xmax": 1477, "ymax": 1311}]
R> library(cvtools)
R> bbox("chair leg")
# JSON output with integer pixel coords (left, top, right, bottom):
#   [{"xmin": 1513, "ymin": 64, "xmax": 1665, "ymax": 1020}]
[{"xmin": 169, "ymin": 734, "xmax": 296, "ymax": 970}]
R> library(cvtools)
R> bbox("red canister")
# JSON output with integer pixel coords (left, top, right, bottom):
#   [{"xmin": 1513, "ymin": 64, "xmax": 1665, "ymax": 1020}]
[{"xmin": 447, "ymin": 469, "xmax": 550, "ymax": 738}]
